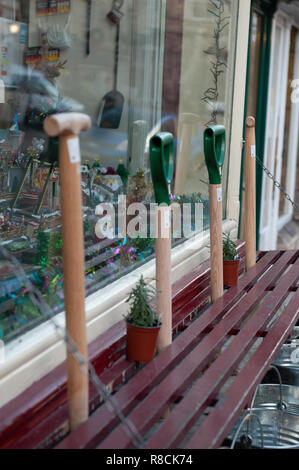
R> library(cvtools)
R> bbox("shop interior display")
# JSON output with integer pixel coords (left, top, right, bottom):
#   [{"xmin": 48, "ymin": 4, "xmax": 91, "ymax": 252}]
[{"xmin": 0, "ymin": 0, "xmax": 210, "ymax": 343}]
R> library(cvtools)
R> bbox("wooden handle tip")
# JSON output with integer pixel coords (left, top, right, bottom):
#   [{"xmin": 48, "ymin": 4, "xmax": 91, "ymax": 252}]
[
  {"xmin": 44, "ymin": 113, "xmax": 92, "ymax": 137},
  {"xmin": 246, "ymin": 116, "xmax": 255, "ymax": 128}
]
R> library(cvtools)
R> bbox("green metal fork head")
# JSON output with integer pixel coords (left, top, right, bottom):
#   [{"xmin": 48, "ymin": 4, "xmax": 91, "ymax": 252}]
[
  {"xmin": 150, "ymin": 132, "xmax": 174, "ymax": 206},
  {"xmin": 204, "ymin": 125, "xmax": 226, "ymax": 185}
]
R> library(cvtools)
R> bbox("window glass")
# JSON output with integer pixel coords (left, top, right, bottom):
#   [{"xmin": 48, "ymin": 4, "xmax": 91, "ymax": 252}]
[
  {"xmin": 279, "ymin": 27, "xmax": 298, "ymax": 218},
  {"xmin": 0, "ymin": 0, "xmax": 238, "ymax": 342},
  {"xmin": 178, "ymin": 0, "xmax": 238, "ymax": 214}
]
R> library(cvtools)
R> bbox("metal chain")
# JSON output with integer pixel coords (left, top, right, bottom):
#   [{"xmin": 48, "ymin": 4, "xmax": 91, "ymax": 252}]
[
  {"xmin": 180, "ymin": 155, "xmax": 299, "ymax": 215},
  {"xmin": 255, "ymin": 155, "xmax": 299, "ymax": 214},
  {"xmin": 0, "ymin": 245, "xmax": 146, "ymax": 449}
]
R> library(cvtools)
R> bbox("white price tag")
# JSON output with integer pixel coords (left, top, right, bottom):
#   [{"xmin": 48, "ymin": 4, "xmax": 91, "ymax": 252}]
[
  {"xmin": 251, "ymin": 145, "xmax": 256, "ymax": 158},
  {"xmin": 67, "ymin": 137, "xmax": 81, "ymax": 164},
  {"xmin": 164, "ymin": 210, "xmax": 171, "ymax": 229},
  {"xmin": 217, "ymin": 187, "xmax": 222, "ymax": 202}
]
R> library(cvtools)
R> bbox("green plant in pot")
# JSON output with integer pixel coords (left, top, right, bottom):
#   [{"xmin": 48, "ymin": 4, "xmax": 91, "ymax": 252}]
[
  {"xmin": 124, "ymin": 275, "xmax": 161, "ymax": 363},
  {"xmin": 223, "ymin": 232, "xmax": 239, "ymax": 287}
]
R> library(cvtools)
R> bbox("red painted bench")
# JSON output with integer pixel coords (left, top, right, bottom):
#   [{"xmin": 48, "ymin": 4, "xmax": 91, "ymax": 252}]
[
  {"xmin": 56, "ymin": 250, "xmax": 299, "ymax": 449},
  {"xmin": 0, "ymin": 243, "xmax": 246, "ymax": 449}
]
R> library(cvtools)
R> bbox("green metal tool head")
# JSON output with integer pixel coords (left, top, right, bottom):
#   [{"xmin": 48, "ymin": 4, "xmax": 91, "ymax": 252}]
[
  {"xmin": 204, "ymin": 125, "xmax": 226, "ymax": 185},
  {"xmin": 150, "ymin": 132, "xmax": 174, "ymax": 206}
]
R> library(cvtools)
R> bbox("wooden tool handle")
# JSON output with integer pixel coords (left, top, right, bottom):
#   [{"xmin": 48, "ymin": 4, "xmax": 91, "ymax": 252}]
[
  {"xmin": 155, "ymin": 207, "xmax": 172, "ymax": 420},
  {"xmin": 156, "ymin": 206, "xmax": 172, "ymax": 352},
  {"xmin": 44, "ymin": 113, "xmax": 90, "ymax": 431},
  {"xmin": 209, "ymin": 184, "xmax": 223, "ymax": 302},
  {"xmin": 245, "ymin": 116, "xmax": 256, "ymax": 271},
  {"xmin": 60, "ymin": 133, "xmax": 88, "ymax": 430},
  {"xmin": 44, "ymin": 112, "xmax": 91, "ymax": 137}
]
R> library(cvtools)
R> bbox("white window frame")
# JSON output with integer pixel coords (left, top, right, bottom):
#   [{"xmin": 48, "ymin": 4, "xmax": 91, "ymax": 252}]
[
  {"xmin": 277, "ymin": 29, "xmax": 299, "ymax": 231},
  {"xmin": 260, "ymin": 9, "xmax": 299, "ymax": 250},
  {"xmin": 259, "ymin": 14, "xmax": 291, "ymax": 250}
]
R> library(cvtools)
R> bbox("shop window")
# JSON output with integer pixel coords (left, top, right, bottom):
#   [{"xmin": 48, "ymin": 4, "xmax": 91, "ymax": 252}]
[{"xmin": 0, "ymin": 0, "xmax": 238, "ymax": 342}]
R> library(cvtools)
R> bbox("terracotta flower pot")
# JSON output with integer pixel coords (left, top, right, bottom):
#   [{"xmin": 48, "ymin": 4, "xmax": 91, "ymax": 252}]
[
  {"xmin": 223, "ymin": 259, "xmax": 240, "ymax": 287},
  {"xmin": 126, "ymin": 322, "xmax": 161, "ymax": 363}
]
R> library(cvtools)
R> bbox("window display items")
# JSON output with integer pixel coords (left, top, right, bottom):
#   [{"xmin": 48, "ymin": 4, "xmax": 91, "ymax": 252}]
[
  {"xmin": 97, "ymin": 0, "xmax": 125, "ymax": 129},
  {"xmin": 36, "ymin": 0, "xmax": 71, "ymax": 16},
  {"xmin": 46, "ymin": 24, "xmax": 71, "ymax": 49}
]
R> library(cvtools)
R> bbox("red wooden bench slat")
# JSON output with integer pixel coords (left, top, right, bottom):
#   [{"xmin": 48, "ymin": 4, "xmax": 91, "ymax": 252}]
[
  {"xmin": 185, "ymin": 287, "xmax": 299, "ymax": 449},
  {"xmin": 172, "ymin": 277, "xmax": 210, "ymax": 312},
  {"xmin": 7, "ymin": 402, "xmax": 70, "ymax": 450},
  {"xmin": 173, "ymin": 284, "xmax": 210, "ymax": 325},
  {"xmin": 145, "ymin": 254, "xmax": 299, "ymax": 449},
  {"xmin": 97, "ymin": 357, "xmax": 136, "ymax": 393},
  {"xmin": 56, "ymin": 250, "xmax": 280, "ymax": 449},
  {"xmin": 97, "ymin": 251, "xmax": 298, "ymax": 449},
  {"xmin": 171, "ymin": 261, "xmax": 211, "ymax": 302}
]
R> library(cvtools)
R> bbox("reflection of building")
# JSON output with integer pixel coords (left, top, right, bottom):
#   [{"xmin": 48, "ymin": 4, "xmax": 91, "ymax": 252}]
[{"xmin": 240, "ymin": 0, "xmax": 299, "ymax": 250}]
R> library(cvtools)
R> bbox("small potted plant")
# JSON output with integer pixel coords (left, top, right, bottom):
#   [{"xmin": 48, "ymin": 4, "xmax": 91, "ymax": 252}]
[
  {"xmin": 223, "ymin": 232, "xmax": 239, "ymax": 287},
  {"xmin": 124, "ymin": 275, "xmax": 161, "ymax": 363}
]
